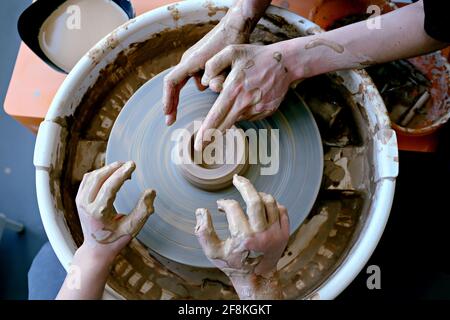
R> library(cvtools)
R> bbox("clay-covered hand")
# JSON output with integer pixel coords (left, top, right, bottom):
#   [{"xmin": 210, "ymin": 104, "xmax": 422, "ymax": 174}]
[
  {"xmin": 76, "ymin": 161, "xmax": 156, "ymax": 261},
  {"xmin": 162, "ymin": 5, "xmax": 258, "ymax": 126},
  {"xmin": 194, "ymin": 43, "xmax": 295, "ymax": 151},
  {"xmin": 195, "ymin": 175, "xmax": 290, "ymax": 300}
]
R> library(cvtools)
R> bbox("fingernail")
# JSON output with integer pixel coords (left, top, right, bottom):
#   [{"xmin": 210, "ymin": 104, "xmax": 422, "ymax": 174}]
[
  {"xmin": 166, "ymin": 115, "xmax": 174, "ymax": 126},
  {"xmin": 201, "ymin": 75, "xmax": 209, "ymax": 86},
  {"xmin": 194, "ymin": 134, "xmax": 202, "ymax": 152},
  {"xmin": 216, "ymin": 199, "xmax": 227, "ymax": 212},
  {"xmin": 195, "ymin": 209, "xmax": 205, "ymax": 230},
  {"xmin": 127, "ymin": 161, "xmax": 136, "ymax": 171},
  {"xmin": 210, "ymin": 80, "xmax": 223, "ymax": 93}
]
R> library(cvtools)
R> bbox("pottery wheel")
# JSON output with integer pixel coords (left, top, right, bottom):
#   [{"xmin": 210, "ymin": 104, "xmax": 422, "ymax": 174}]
[{"xmin": 106, "ymin": 68, "xmax": 323, "ymax": 267}]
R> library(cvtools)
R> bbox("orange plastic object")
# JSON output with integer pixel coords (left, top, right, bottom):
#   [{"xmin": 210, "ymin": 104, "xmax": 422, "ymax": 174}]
[
  {"xmin": 395, "ymin": 130, "xmax": 440, "ymax": 153},
  {"xmin": 4, "ymin": 0, "xmax": 177, "ymax": 133},
  {"xmin": 308, "ymin": 0, "xmax": 392, "ymax": 30}
]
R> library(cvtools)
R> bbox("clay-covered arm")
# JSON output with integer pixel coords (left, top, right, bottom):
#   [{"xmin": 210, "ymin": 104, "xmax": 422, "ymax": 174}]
[
  {"xmin": 281, "ymin": 0, "xmax": 447, "ymax": 81},
  {"xmin": 194, "ymin": 0, "xmax": 448, "ymax": 150},
  {"xmin": 232, "ymin": 0, "xmax": 272, "ymax": 24},
  {"xmin": 162, "ymin": 0, "xmax": 270, "ymax": 126},
  {"xmin": 57, "ymin": 161, "xmax": 156, "ymax": 300},
  {"xmin": 195, "ymin": 175, "xmax": 289, "ymax": 300}
]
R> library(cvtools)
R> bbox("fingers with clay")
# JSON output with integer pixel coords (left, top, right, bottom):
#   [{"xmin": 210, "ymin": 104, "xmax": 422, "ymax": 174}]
[
  {"xmin": 194, "ymin": 174, "xmax": 290, "ymax": 282},
  {"xmin": 195, "ymin": 208, "xmax": 224, "ymax": 260},
  {"xmin": 76, "ymin": 161, "xmax": 156, "ymax": 244},
  {"xmin": 194, "ymin": 44, "xmax": 294, "ymax": 151},
  {"xmin": 161, "ymin": 2, "xmax": 261, "ymax": 127}
]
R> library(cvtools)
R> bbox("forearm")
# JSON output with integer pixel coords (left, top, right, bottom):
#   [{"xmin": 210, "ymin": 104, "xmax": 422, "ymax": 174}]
[
  {"xmin": 226, "ymin": 0, "xmax": 271, "ymax": 35},
  {"xmin": 56, "ymin": 245, "xmax": 113, "ymax": 300},
  {"xmin": 231, "ymin": 273, "xmax": 283, "ymax": 300},
  {"xmin": 281, "ymin": 0, "xmax": 447, "ymax": 80},
  {"xmin": 232, "ymin": 0, "xmax": 271, "ymax": 20}
]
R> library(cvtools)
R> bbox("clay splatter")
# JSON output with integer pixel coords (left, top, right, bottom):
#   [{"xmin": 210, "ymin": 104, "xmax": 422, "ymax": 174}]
[
  {"xmin": 305, "ymin": 39, "xmax": 344, "ymax": 54},
  {"xmin": 273, "ymin": 52, "xmax": 282, "ymax": 62},
  {"xmin": 243, "ymin": 59, "xmax": 255, "ymax": 70}
]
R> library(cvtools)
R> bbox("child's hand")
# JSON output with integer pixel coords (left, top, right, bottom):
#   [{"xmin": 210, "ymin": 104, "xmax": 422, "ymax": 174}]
[
  {"xmin": 75, "ymin": 161, "xmax": 156, "ymax": 264},
  {"xmin": 195, "ymin": 175, "xmax": 289, "ymax": 299}
]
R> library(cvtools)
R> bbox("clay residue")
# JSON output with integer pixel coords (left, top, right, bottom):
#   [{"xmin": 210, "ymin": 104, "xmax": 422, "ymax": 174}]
[
  {"xmin": 88, "ymin": 30, "xmax": 121, "ymax": 66},
  {"xmin": 279, "ymin": 192, "xmax": 364, "ymax": 299},
  {"xmin": 323, "ymin": 147, "xmax": 367, "ymax": 191},
  {"xmin": 72, "ymin": 140, "xmax": 106, "ymax": 182},
  {"xmin": 305, "ymin": 39, "xmax": 344, "ymax": 54},
  {"xmin": 305, "ymin": 26, "xmax": 323, "ymax": 36},
  {"xmin": 167, "ymin": 4, "xmax": 180, "ymax": 22},
  {"xmin": 273, "ymin": 52, "xmax": 282, "ymax": 62},
  {"xmin": 298, "ymin": 75, "xmax": 363, "ymax": 147},
  {"xmin": 250, "ymin": 24, "xmax": 292, "ymax": 45},
  {"xmin": 202, "ymin": 1, "xmax": 228, "ymax": 17},
  {"xmin": 263, "ymin": 13, "xmax": 301, "ymax": 39},
  {"xmin": 243, "ymin": 59, "xmax": 255, "ymax": 70},
  {"xmin": 357, "ymin": 59, "xmax": 375, "ymax": 68}
]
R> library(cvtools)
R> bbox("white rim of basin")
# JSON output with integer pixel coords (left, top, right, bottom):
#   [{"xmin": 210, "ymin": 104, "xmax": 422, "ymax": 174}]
[{"xmin": 33, "ymin": 0, "xmax": 398, "ymax": 300}]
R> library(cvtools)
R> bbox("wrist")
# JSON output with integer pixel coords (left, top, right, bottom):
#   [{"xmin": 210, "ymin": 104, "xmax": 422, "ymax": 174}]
[
  {"xmin": 75, "ymin": 243, "xmax": 116, "ymax": 270},
  {"xmin": 57, "ymin": 245, "xmax": 112, "ymax": 300},
  {"xmin": 221, "ymin": 8, "xmax": 253, "ymax": 42},
  {"xmin": 233, "ymin": 0, "xmax": 271, "ymax": 20},
  {"xmin": 229, "ymin": 272, "xmax": 283, "ymax": 300},
  {"xmin": 274, "ymin": 39, "xmax": 317, "ymax": 82},
  {"xmin": 222, "ymin": 1, "xmax": 267, "ymax": 42}
]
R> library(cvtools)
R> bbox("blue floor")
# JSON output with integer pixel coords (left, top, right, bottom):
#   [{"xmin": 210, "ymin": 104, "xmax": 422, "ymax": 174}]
[{"xmin": 0, "ymin": 0, "xmax": 47, "ymax": 300}]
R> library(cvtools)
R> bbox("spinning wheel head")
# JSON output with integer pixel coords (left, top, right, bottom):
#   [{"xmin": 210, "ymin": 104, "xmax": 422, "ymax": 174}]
[{"xmin": 106, "ymin": 68, "xmax": 323, "ymax": 268}]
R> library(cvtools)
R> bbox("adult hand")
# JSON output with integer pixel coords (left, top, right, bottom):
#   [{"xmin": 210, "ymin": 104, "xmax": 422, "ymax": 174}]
[
  {"xmin": 75, "ymin": 161, "xmax": 156, "ymax": 263},
  {"xmin": 163, "ymin": 4, "xmax": 263, "ymax": 126},
  {"xmin": 195, "ymin": 175, "xmax": 289, "ymax": 299},
  {"xmin": 194, "ymin": 43, "xmax": 296, "ymax": 151}
]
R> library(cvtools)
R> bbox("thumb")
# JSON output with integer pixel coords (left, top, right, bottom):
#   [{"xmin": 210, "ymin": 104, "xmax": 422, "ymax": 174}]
[
  {"xmin": 209, "ymin": 73, "xmax": 227, "ymax": 93},
  {"xmin": 195, "ymin": 208, "xmax": 223, "ymax": 260},
  {"xmin": 118, "ymin": 189, "xmax": 156, "ymax": 238}
]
